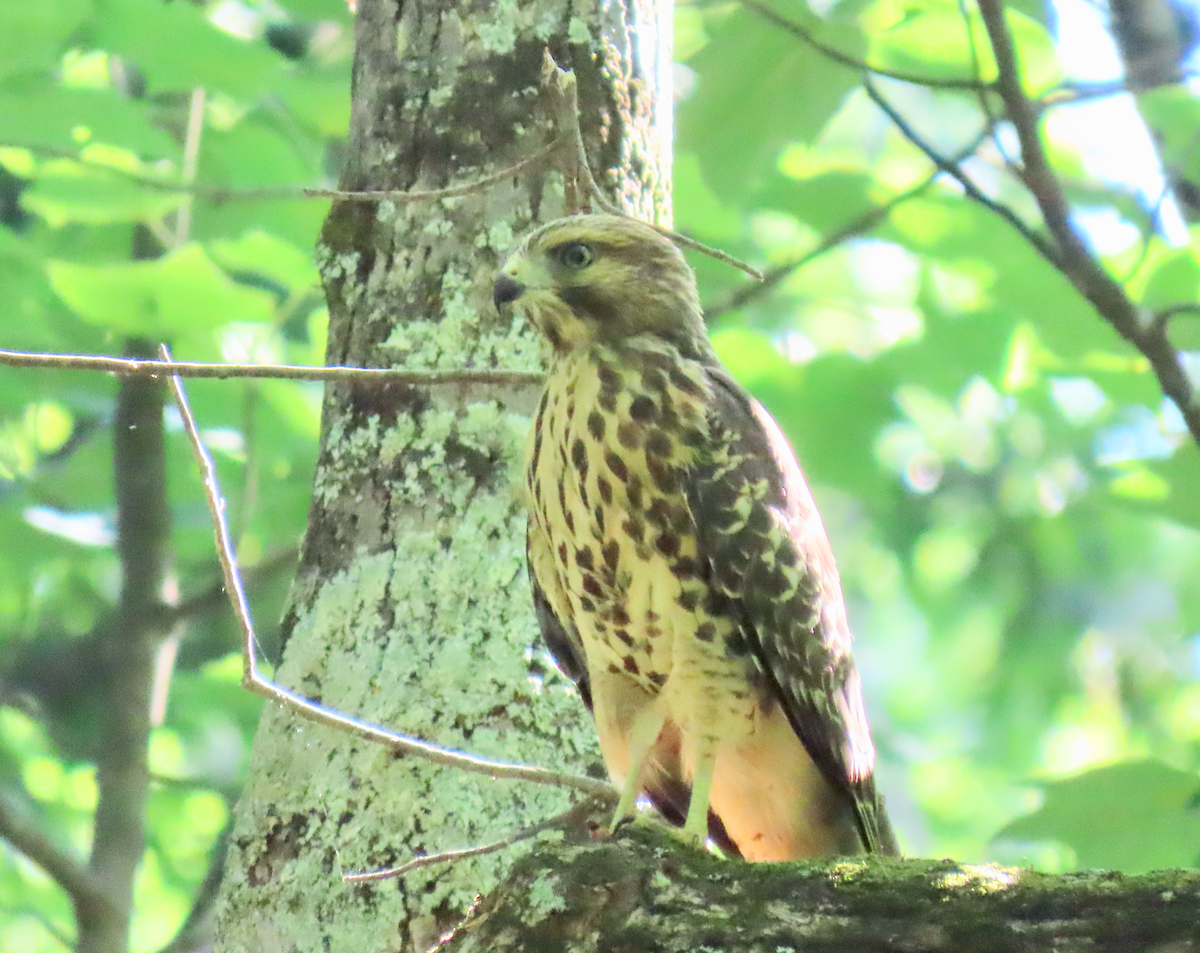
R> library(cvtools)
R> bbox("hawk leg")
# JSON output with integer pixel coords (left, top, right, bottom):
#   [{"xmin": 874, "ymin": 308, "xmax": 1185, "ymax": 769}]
[
  {"xmin": 609, "ymin": 703, "xmax": 669, "ymax": 832},
  {"xmin": 682, "ymin": 733, "xmax": 717, "ymax": 845}
]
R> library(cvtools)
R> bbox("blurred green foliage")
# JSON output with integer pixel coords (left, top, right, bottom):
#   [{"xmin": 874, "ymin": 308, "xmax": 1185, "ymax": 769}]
[{"xmin": 0, "ymin": 0, "xmax": 1199, "ymax": 950}]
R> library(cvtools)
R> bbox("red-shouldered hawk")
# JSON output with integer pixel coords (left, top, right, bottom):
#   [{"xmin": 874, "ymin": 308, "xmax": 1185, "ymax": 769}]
[{"xmin": 494, "ymin": 214, "xmax": 898, "ymax": 861}]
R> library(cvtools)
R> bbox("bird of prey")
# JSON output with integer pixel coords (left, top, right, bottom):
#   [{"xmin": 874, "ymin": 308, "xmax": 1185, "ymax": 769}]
[{"xmin": 494, "ymin": 214, "xmax": 898, "ymax": 861}]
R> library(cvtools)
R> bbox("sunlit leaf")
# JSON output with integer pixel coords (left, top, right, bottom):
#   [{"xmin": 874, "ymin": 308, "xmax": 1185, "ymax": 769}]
[
  {"xmin": 0, "ymin": 0, "xmax": 91, "ymax": 81},
  {"xmin": 996, "ymin": 761, "xmax": 1200, "ymax": 872},
  {"xmin": 91, "ymin": 0, "xmax": 283, "ymax": 97},
  {"xmin": 678, "ymin": 6, "xmax": 860, "ymax": 202},
  {"xmin": 21, "ymin": 162, "xmax": 183, "ymax": 227},
  {"xmin": 47, "ymin": 243, "xmax": 275, "ymax": 337},
  {"xmin": 0, "ymin": 87, "xmax": 176, "ymax": 156}
]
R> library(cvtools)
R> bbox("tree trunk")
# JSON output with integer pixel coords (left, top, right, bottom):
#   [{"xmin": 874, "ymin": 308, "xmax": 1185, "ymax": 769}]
[{"xmin": 211, "ymin": 1, "xmax": 671, "ymax": 951}]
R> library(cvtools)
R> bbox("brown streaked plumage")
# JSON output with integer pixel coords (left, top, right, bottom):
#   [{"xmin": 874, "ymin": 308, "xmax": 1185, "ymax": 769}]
[{"xmin": 496, "ymin": 214, "xmax": 898, "ymax": 861}]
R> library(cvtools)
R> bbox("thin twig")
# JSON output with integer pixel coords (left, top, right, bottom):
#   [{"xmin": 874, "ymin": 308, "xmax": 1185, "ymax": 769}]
[
  {"xmin": 159, "ymin": 346, "xmax": 613, "ymax": 800},
  {"xmin": 741, "ymin": 0, "xmax": 989, "ymax": 90},
  {"xmin": 539, "ymin": 52, "xmax": 764, "ymax": 281},
  {"xmin": 977, "ymin": 0, "xmax": 1200, "ymax": 445},
  {"xmin": 307, "ymin": 137, "xmax": 567, "ymax": 203},
  {"xmin": 863, "ymin": 76, "xmax": 1062, "ymax": 267},
  {"xmin": 1038, "ymin": 80, "xmax": 1129, "ymax": 106},
  {"xmin": 173, "ymin": 87, "xmax": 206, "ymax": 248},
  {"xmin": 342, "ymin": 797, "xmax": 605, "ymax": 883},
  {"xmin": 171, "ymin": 544, "xmax": 300, "ymax": 623},
  {"xmin": 1120, "ymin": 185, "xmax": 1170, "ymax": 285},
  {"xmin": 9, "ymin": 142, "xmax": 314, "ymax": 202},
  {"xmin": 0, "ymin": 350, "xmax": 543, "ymax": 386},
  {"xmin": 705, "ymin": 179, "xmax": 935, "ymax": 319},
  {"xmin": 0, "ymin": 793, "xmax": 110, "ymax": 916},
  {"xmin": 18, "ymin": 907, "xmax": 75, "ymax": 951},
  {"xmin": 1154, "ymin": 302, "xmax": 1200, "ymax": 328}
]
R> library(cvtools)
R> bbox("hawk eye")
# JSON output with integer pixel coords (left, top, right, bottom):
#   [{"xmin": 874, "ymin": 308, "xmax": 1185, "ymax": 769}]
[{"xmin": 557, "ymin": 242, "xmax": 594, "ymax": 270}]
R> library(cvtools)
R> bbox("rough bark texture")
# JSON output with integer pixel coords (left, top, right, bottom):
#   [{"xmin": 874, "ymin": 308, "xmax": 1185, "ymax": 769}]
[
  {"xmin": 441, "ymin": 813, "xmax": 1200, "ymax": 953},
  {"xmin": 211, "ymin": 1, "xmax": 670, "ymax": 951}
]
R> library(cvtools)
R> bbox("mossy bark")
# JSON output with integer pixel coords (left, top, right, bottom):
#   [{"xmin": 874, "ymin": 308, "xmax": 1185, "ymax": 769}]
[
  {"xmin": 210, "ymin": 1, "xmax": 670, "ymax": 951},
  {"xmin": 442, "ymin": 811, "xmax": 1200, "ymax": 953}
]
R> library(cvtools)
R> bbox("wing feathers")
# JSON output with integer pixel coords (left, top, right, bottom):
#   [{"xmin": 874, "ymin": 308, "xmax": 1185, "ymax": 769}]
[{"xmin": 687, "ymin": 370, "xmax": 898, "ymax": 855}]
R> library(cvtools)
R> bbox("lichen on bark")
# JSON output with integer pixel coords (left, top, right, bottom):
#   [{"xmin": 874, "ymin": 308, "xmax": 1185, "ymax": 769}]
[{"xmin": 211, "ymin": 1, "xmax": 671, "ymax": 950}]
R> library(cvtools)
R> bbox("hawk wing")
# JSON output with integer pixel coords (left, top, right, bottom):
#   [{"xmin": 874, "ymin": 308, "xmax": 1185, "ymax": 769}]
[
  {"xmin": 685, "ymin": 369, "xmax": 898, "ymax": 855},
  {"xmin": 526, "ymin": 525, "xmax": 742, "ymax": 856}
]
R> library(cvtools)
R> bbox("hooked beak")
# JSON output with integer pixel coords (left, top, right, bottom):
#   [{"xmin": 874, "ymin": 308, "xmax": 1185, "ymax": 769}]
[{"xmin": 493, "ymin": 272, "xmax": 525, "ymax": 309}]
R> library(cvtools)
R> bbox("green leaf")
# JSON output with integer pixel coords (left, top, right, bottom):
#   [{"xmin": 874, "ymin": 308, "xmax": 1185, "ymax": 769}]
[
  {"xmin": 677, "ymin": 6, "xmax": 860, "ymax": 202},
  {"xmin": 862, "ymin": 0, "xmax": 1060, "ymax": 93},
  {"xmin": 208, "ymin": 231, "xmax": 318, "ymax": 294},
  {"xmin": 0, "ymin": 86, "xmax": 176, "ymax": 156},
  {"xmin": 190, "ymin": 114, "xmax": 326, "ymax": 246},
  {"xmin": 0, "ymin": 0, "xmax": 92, "ymax": 81},
  {"xmin": 272, "ymin": 0, "xmax": 354, "ymax": 19},
  {"xmin": 20, "ymin": 162, "xmax": 182, "ymax": 226},
  {"xmin": 89, "ymin": 0, "xmax": 282, "ymax": 97},
  {"xmin": 1137, "ymin": 246, "xmax": 1200, "ymax": 312},
  {"xmin": 996, "ymin": 761, "xmax": 1200, "ymax": 872},
  {"xmin": 46, "ymin": 243, "xmax": 275, "ymax": 337},
  {"xmin": 1137, "ymin": 86, "xmax": 1200, "ymax": 186},
  {"xmin": 757, "ymin": 171, "xmax": 876, "ymax": 235},
  {"xmin": 1140, "ymin": 443, "xmax": 1200, "ymax": 531},
  {"xmin": 275, "ymin": 65, "xmax": 353, "ymax": 137},
  {"xmin": 887, "ymin": 196, "xmax": 1112, "ymax": 360},
  {"xmin": 673, "ymin": 152, "xmax": 742, "ymax": 241}
]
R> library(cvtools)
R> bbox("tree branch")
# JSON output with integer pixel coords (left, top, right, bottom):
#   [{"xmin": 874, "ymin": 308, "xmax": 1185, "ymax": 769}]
[
  {"xmin": 79, "ymin": 338, "xmax": 176, "ymax": 953},
  {"xmin": 741, "ymin": 0, "xmax": 989, "ymax": 90},
  {"xmin": 342, "ymin": 797, "xmax": 604, "ymax": 883},
  {"xmin": 705, "ymin": 123, "xmax": 996, "ymax": 319},
  {"xmin": 976, "ymin": 0, "xmax": 1200, "ymax": 446},
  {"xmin": 705, "ymin": 180, "xmax": 933, "ymax": 319},
  {"xmin": 437, "ymin": 822, "xmax": 1200, "ymax": 952},
  {"xmin": 0, "ymin": 349, "xmax": 544, "ymax": 386},
  {"xmin": 0, "ymin": 792, "xmax": 110, "ymax": 920},
  {"xmin": 306, "ymin": 137, "xmax": 566, "ymax": 204},
  {"xmin": 170, "ymin": 544, "xmax": 300, "ymax": 624},
  {"xmin": 863, "ymin": 76, "xmax": 1062, "ymax": 267}
]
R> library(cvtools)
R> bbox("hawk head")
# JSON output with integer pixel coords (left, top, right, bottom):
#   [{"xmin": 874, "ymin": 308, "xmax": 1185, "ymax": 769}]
[{"xmin": 494, "ymin": 215, "xmax": 707, "ymax": 356}]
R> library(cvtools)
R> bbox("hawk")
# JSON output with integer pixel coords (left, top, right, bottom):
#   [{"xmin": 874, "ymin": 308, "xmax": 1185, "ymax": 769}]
[{"xmin": 494, "ymin": 214, "xmax": 898, "ymax": 861}]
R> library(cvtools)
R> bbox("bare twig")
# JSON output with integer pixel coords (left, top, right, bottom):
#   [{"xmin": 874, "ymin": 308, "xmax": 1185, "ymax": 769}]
[
  {"xmin": 705, "ymin": 179, "xmax": 935, "ymax": 319},
  {"xmin": 741, "ymin": 0, "xmax": 988, "ymax": 90},
  {"xmin": 159, "ymin": 346, "xmax": 613, "ymax": 800},
  {"xmin": 541, "ymin": 53, "xmax": 764, "ymax": 281},
  {"xmin": 1038, "ymin": 80, "xmax": 1129, "ymax": 106},
  {"xmin": 342, "ymin": 797, "xmax": 605, "ymax": 883},
  {"xmin": 1120, "ymin": 185, "xmax": 1170, "ymax": 285},
  {"xmin": 173, "ymin": 87, "xmax": 206, "ymax": 248},
  {"xmin": 9, "ymin": 142, "xmax": 314, "ymax": 202},
  {"xmin": 171, "ymin": 544, "xmax": 300, "ymax": 623},
  {"xmin": 307, "ymin": 137, "xmax": 567, "ymax": 204},
  {"xmin": 1154, "ymin": 302, "xmax": 1200, "ymax": 328},
  {"xmin": 0, "ymin": 350, "xmax": 544, "ymax": 386},
  {"xmin": 976, "ymin": 0, "xmax": 1200, "ymax": 445},
  {"xmin": 0, "ymin": 793, "xmax": 110, "ymax": 916},
  {"xmin": 863, "ymin": 76, "xmax": 1062, "ymax": 267}
]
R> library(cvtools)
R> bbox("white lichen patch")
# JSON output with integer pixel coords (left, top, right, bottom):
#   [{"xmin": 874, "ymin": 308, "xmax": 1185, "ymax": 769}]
[
  {"xmin": 526, "ymin": 869, "xmax": 568, "ymax": 922},
  {"xmin": 567, "ymin": 16, "xmax": 592, "ymax": 44},
  {"xmin": 476, "ymin": 0, "xmax": 520, "ymax": 53},
  {"xmin": 478, "ymin": 219, "xmax": 516, "ymax": 254}
]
